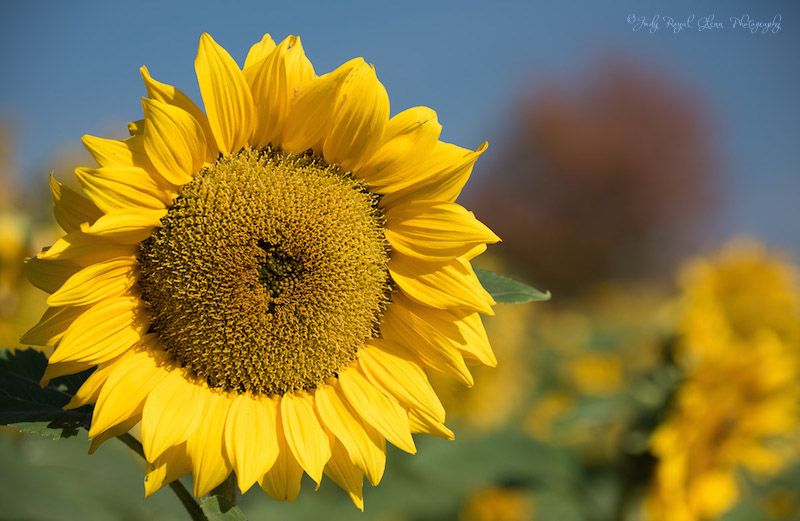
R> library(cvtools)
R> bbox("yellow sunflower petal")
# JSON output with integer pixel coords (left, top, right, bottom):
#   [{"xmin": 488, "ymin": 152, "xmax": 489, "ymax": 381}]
[
  {"xmin": 195, "ymin": 32, "xmax": 255, "ymax": 155},
  {"xmin": 81, "ymin": 134, "xmax": 152, "ymax": 170},
  {"xmin": 141, "ymin": 371, "xmax": 207, "ymax": 461},
  {"xmin": 379, "ymin": 296, "xmax": 474, "ymax": 386},
  {"xmin": 24, "ymin": 257, "xmax": 81, "ymax": 294},
  {"xmin": 386, "ymin": 292, "xmax": 496, "ymax": 368},
  {"xmin": 49, "ymin": 174, "xmax": 103, "ymax": 232},
  {"xmin": 359, "ymin": 107, "xmax": 441, "ymax": 189},
  {"xmin": 74, "ymin": 166, "xmax": 171, "ymax": 213},
  {"xmin": 65, "ymin": 352, "xmax": 130, "ymax": 410},
  {"xmin": 140, "ymin": 65, "xmax": 217, "ymax": 160},
  {"xmin": 280, "ymin": 391, "xmax": 331, "ymax": 485},
  {"xmin": 46, "ymin": 256, "xmax": 138, "ymax": 307},
  {"xmin": 384, "ymin": 201, "xmax": 499, "ymax": 261},
  {"xmin": 359, "ymin": 339, "xmax": 445, "ymax": 421},
  {"xmin": 21, "ymin": 305, "xmax": 87, "ymax": 347},
  {"xmin": 36, "ymin": 231, "xmax": 137, "ymax": 266},
  {"xmin": 187, "ymin": 389, "xmax": 232, "ymax": 497},
  {"xmin": 80, "ymin": 208, "xmax": 166, "ymax": 244},
  {"xmin": 243, "ymin": 33, "xmax": 276, "ymax": 69},
  {"xmin": 381, "ymin": 141, "xmax": 488, "ymax": 207},
  {"xmin": 455, "ymin": 311, "xmax": 496, "ymax": 367},
  {"xmin": 259, "ymin": 415, "xmax": 304, "ymax": 501},
  {"xmin": 41, "ymin": 360, "xmax": 93, "ymax": 387},
  {"xmin": 49, "ymin": 296, "xmax": 148, "ymax": 365},
  {"xmin": 142, "ymin": 97, "xmax": 208, "ymax": 186},
  {"xmin": 145, "ymin": 442, "xmax": 192, "ymax": 497},
  {"xmin": 389, "ymin": 254, "xmax": 495, "ymax": 314},
  {"xmin": 89, "ymin": 340, "xmax": 169, "ymax": 438},
  {"xmin": 322, "ymin": 60, "xmax": 389, "ymax": 171},
  {"xmin": 82, "ymin": 135, "xmax": 134, "ymax": 167},
  {"xmin": 246, "ymin": 35, "xmax": 315, "ymax": 148},
  {"xmin": 338, "ymin": 367, "xmax": 416, "ymax": 454},
  {"xmin": 314, "ymin": 382, "xmax": 386, "ymax": 486},
  {"xmin": 224, "ymin": 394, "xmax": 280, "ymax": 493},
  {"xmin": 324, "ymin": 438, "xmax": 365, "ymax": 511},
  {"xmin": 89, "ymin": 416, "xmax": 140, "ymax": 455},
  {"xmin": 408, "ymin": 409, "xmax": 454, "ymax": 440},
  {"xmin": 281, "ymin": 58, "xmax": 361, "ymax": 154},
  {"xmin": 463, "ymin": 243, "xmax": 488, "ymax": 261}
]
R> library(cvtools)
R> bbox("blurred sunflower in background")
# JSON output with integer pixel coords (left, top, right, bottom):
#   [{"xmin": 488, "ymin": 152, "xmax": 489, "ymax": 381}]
[
  {"xmin": 646, "ymin": 241, "xmax": 800, "ymax": 521},
  {"xmin": 0, "ymin": 119, "xmax": 43, "ymax": 350},
  {"xmin": 459, "ymin": 486, "xmax": 535, "ymax": 521},
  {"xmin": 21, "ymin": 32, "xmax": 501, "ymax": 508}
]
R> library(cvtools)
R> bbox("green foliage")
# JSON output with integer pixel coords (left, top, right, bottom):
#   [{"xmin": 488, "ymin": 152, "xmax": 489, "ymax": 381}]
[
  {"xmin": 0, "ymin": 348, "xmax": 92, "ymax": 438},
  {"xmin": 201, "ymin": 496, "xmax": 248, "ymax": 521},
  {"xmin": 0, "ymin": 433, "xmax": 188, "ymax": 521},
  {"xmin": 475, "ymin": 268, "xmax": 551, "ymax": 303}
]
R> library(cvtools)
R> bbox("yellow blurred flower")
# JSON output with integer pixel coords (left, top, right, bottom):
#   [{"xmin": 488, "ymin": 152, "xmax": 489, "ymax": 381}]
[
  {"xmin": 0, "ymin": 210, "xmax": 31, "ymax": 347},
  {"xmin": 564, "ymin": 353, "xmax": 623, "ymax": 396},
  {"xmin": 524, "ymin": 391, "xmax": 575, "ymax": 440},
  {"xmin": 678, "ymin": 239, "xmax": 800, "ymax": 362},
  {"xmin": 460, "ymin": 486, "xmax": 534, "ymax": 521},
  {"xmin": 0, "ymin": 119, "xmax": 48, "ymax": 349},
  {"xmin": 647, "ymin": 334, "xmax": 799, "ymax": 520},
  {"xmin": 646, "ymin": 242, "xmax": 800, "ymax": 521},
  {"xmin": 0, "ymin": 212, "xmax": 27, "ymax": 291}
]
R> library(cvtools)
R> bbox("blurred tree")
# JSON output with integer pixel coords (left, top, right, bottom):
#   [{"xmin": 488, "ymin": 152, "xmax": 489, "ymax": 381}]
[{"xmin": 470, "ymin": 59, "xmax": 719, "ymax": 296}]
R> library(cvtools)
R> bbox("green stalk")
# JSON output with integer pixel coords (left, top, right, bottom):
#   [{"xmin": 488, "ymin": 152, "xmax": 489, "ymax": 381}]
[{"xmin": 117, "ymin": 433, "xmax": 208, "ymax": 521}]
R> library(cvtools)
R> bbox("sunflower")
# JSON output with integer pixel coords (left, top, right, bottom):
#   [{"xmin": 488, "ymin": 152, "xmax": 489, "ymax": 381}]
[
  {"xmin": 22, "ymin": 33, "xmax": 499, "ymax": 508},
  {"xmin": 646, "ymin": 332, "xmax": 800, "ymax": 521},
  {"xmin": 645, "ymin": 242, "xmax": 800, "ymax": 521}
]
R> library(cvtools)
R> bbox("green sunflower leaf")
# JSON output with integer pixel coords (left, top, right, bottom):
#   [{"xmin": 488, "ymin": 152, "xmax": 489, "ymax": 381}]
[
  {"xmin": 201, "ymin": 496, "xmax": 249, "ymax": 521},
  {"xmin": 0, "ymin": 348, "xmax": 92, "ymax": 439},
  {"xmin": 475, "ymin": 269, "xmax": 551, "ymax": 304}
]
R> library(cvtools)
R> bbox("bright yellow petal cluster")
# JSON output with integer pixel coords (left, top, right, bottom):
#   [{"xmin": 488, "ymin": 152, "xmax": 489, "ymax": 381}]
[
  {"xmin": 646, "ymin": 241, "xmax": 800, "ymax": 521},
  {"xmin": 23, "ymin": 33, "xmax": 500, "ymax": 508}
]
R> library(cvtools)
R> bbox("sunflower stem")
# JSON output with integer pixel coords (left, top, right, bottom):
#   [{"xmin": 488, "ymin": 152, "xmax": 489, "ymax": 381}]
[
  {"xmin": 168, "ymin": 481, "xmax": 209, "ymax": 521},
  {"xmin": 117, "ymin": 433, "xmax": 209, "ymax": 521},
  {"xmin": 210, "ymin": 474, "xmax": 239, "ymax": 506}
]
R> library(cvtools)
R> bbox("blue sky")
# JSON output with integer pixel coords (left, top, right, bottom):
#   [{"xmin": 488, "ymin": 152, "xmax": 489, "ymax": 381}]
[{"xmin": 2, "ymin": 0, "xmax": 798, "ymax": 254}]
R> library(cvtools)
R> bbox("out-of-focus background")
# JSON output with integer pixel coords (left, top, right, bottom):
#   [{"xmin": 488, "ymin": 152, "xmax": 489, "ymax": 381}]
[{"xmin": 1, "ymin": 1, "xmax": 799, "ymax": 520}]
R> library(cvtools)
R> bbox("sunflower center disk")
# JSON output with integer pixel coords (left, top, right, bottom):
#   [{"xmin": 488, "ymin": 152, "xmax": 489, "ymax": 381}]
[{"xmin": 138, "ymin": 149, "xmax": 390, "ymax": 395}]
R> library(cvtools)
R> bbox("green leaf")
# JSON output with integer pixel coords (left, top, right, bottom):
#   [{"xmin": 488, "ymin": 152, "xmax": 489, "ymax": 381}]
[
  {"xmin": 0, "ymin": 348, "xmax": 92, "ymax": 439},
  {"xmin": 475, "ymin": 268, "xmax": 551, "ymax": 304},
  {"xmin": 201, "ymin": 496, "xmax": 248, "ymax": 521}
]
